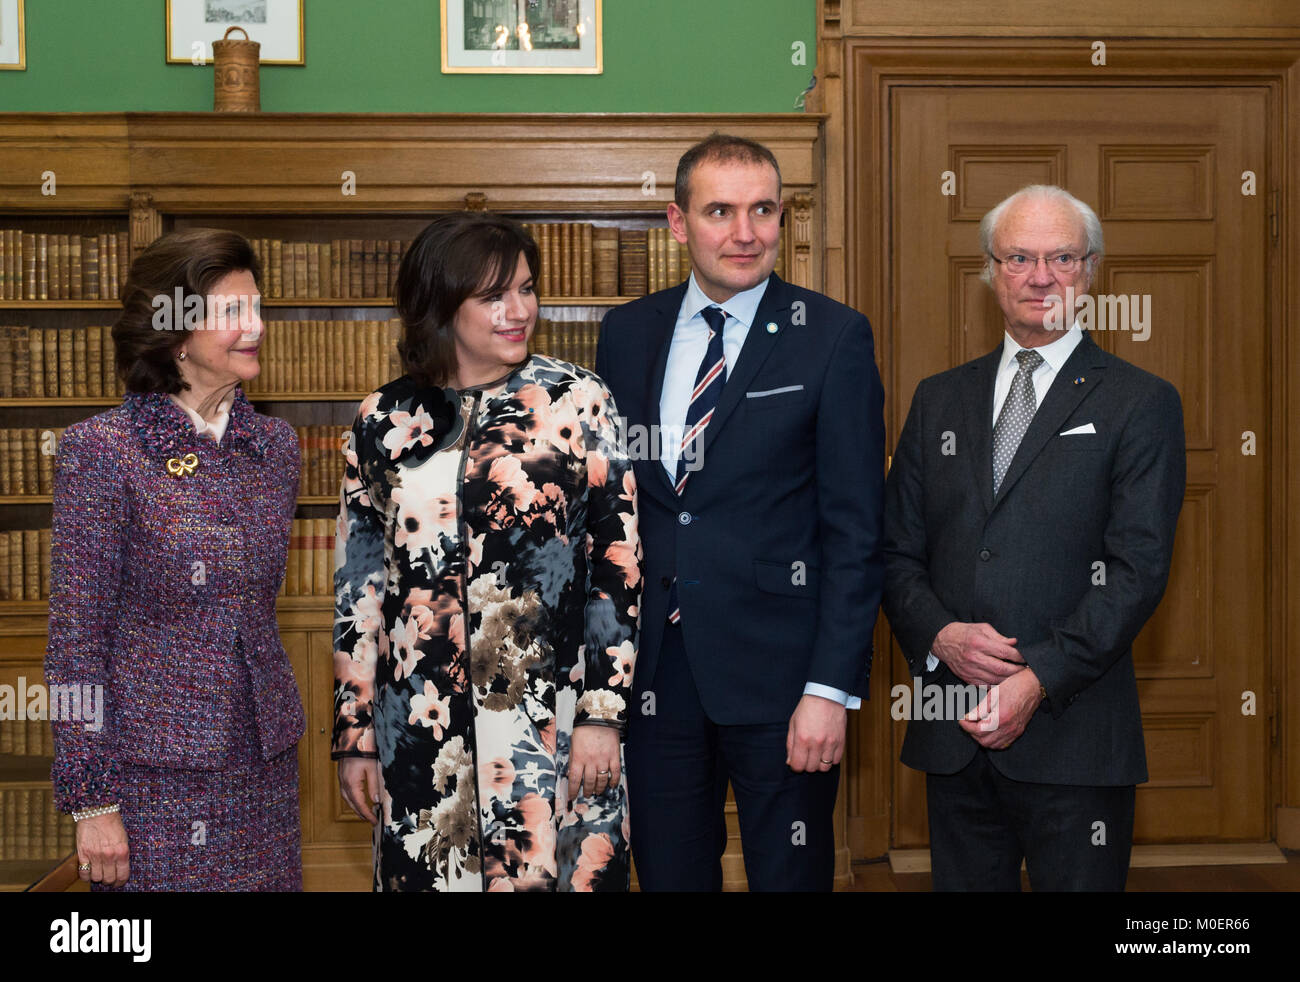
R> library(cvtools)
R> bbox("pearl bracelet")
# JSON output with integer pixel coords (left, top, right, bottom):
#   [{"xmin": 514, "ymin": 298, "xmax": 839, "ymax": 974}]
[{"xmin": 72, "ymin": 803, "xmax": 120, "ymax": 822}]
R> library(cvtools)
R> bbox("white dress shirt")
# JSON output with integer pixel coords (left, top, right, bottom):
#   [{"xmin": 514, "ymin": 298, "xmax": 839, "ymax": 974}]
[
  {"xmin": 169, "ymin": 387, "xmax": 237, "ymax": 443},
  {"xmin": 924, "ymin": 322, "xmax": 1084, "ymax": 673},
  {"xmin": 661, "ymin": 273, "xmax": 860, "ymax": 710}
]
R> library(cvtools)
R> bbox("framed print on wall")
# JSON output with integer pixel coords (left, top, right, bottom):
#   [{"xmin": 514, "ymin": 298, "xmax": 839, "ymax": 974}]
[
  {"xmin": 166, "ymin": 0, "xmax": 305, "ymax": 65},
  {"xmin": 0, "ymin": 0, "xmax": 25, "ymax": 71},
  {"xmin": 442, "ymin": 0, "xmax": 602, "ymax": 74}
]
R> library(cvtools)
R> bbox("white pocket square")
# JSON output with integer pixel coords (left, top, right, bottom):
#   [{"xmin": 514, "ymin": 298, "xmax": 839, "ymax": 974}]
[
  {"xmin": 1059, "ymin": 423, "xmax": 1096, "ymax": 436},
  {"xmin": 746, "ymin": 385, "xmax": 804, "ymax": 399}
]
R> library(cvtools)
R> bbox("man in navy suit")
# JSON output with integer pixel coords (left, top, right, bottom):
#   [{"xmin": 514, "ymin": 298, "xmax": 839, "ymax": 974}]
[
  {"xmin": 882, "ymin": 185, "xmax": 1185, "ymax": 890},
  {"xmin": 595, "ymin": 134, "xmax": 885, "ymax": 891}
]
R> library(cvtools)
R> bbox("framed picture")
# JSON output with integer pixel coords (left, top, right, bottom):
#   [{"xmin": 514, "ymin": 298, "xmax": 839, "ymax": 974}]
[
  {"xmin": 0, "ymin": 0, "xmax": 25, "ymax": 71},
  {"xmin": 166, "ymin": 0, "xmax": 304, "ymax": 65},
  {"xmin": 442, "ymin": 0, "xmax": 601, "ymax": 74}
]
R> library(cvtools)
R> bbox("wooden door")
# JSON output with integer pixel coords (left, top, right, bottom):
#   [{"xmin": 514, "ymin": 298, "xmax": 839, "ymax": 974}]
[{"xmin": 889, "ymin": 86, "xmax": 1270, "ymax": 844}]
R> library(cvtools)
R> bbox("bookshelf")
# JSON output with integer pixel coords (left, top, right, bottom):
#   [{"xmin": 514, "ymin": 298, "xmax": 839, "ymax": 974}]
[{"xmin": 0, "ymin": 112, "xmax": 828, "ymax": 891}]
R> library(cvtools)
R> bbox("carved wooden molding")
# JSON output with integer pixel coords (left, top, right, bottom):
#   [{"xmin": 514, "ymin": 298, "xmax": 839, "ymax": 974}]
[
  {"xmin": 789, "ymin": 191, "xmax": 815, "ymax": 289},
  {"xmin": 128, "ymin": 190, "xmax": 161, "ymax": 257}
]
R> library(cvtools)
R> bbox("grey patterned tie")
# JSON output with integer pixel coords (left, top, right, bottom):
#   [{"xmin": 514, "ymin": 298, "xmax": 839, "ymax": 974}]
[{"xmin": 992, "ymin": 349, "xmax": 1045, "ymax": 495}]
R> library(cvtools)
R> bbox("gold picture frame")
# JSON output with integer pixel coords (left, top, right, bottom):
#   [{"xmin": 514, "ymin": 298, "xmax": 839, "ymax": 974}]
[
  {"xmin": 0, "ymin": 0, "xmax": 25, "ymax": 71},
  {"xmin": 441, "ymin": 0, "xmax": 602, "ymax": 75},
  {"xmin": 166, "ymin": 0, "xmax": 305, "ymax": 65}
]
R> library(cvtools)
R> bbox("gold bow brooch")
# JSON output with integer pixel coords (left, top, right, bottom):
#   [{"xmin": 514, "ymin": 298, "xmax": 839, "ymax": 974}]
[{"xmin": 166, "ymin": 452, "xmax": 200, "ymax": 478}]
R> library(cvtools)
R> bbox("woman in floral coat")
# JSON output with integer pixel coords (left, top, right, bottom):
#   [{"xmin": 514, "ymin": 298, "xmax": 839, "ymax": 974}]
[{"xmin": 332, "ymin": 213, "xmax": 641, "ymax": 891}]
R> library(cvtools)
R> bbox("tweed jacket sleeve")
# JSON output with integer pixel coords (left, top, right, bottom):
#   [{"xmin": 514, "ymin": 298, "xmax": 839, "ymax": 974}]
[{"xmin": 45, "ymin": 420, "xmax": 128, "ymax": 812}]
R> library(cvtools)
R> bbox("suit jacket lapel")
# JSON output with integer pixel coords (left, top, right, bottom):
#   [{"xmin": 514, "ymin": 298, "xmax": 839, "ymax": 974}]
[
  {"xmin": 992, "ymin": 332, "xmax": 1108, "ymax": 509},
  {"xmin": 642, "ymin": 281, "xmax": 690, "ymax": 503},
  {"xmin": 960, "ymin": 346, "xmax": 1001, "ymax": 517},
  {"xmin": 694, "ymin": 273, "xmax": 790, "ymax": 470}
]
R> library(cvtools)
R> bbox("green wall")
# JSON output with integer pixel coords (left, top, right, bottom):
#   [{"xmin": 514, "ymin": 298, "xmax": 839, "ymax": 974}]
[{"xmin": 0, "ymin": 1, "xmax": 817, "ymax": 112}]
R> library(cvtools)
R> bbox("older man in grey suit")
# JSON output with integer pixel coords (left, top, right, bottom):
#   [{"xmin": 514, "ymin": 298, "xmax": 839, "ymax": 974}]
[{"xmin": 882, "ymin": 184, "xmax": 1185, "ymax": 891}]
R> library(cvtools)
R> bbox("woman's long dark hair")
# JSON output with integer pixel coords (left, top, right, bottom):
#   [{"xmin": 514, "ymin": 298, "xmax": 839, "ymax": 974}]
[{"xmin": 394, "ymin": 212, "xmax": 540, "ymax": 387}]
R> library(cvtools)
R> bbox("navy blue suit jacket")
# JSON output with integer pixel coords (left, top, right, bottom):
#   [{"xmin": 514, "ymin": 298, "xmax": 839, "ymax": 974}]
[{"xmin": 595, "ymin": 273, "xmax": 885, "ymax": 725}]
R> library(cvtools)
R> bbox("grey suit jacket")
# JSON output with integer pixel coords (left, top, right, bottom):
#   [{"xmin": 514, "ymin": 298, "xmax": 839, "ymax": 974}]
[{"xmin": 882, "ymin": 331, "xmax": 1185, "ymax": 785}]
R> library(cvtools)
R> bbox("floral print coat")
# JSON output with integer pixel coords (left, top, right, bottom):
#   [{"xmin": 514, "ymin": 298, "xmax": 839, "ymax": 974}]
[{"xmin": 332, "ymin": 355, "xmax": 641, "ymax": 891}]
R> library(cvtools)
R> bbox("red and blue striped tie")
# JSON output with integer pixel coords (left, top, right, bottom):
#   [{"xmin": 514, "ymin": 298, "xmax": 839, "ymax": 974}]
[{"xmin": 668, "ymin": 305, "xmax": 728, "ymax": 624}]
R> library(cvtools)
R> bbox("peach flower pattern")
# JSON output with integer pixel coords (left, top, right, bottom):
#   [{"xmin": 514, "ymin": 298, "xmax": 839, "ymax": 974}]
[{"xmin": 332, "ymin": 356, "xmax": 640, "ymax": 891}]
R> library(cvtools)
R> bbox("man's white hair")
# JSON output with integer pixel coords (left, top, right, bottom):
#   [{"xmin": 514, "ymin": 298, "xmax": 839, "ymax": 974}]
[{"xmin": 979, "ymin": 184, "xmax": 1104, "ymax": 285}]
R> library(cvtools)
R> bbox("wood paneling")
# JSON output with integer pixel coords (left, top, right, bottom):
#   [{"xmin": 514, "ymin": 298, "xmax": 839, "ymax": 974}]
[
  {"xmin": 839, "ymin": 0, "xmax": 1300, "ymax": 36},
  {"xmin": 822, "ymin": 33, "xmax": 1298, "ymax": 857}
]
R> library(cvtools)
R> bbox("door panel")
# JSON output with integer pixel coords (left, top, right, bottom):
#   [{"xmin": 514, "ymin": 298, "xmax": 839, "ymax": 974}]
[{"xmin": 889, "ymin": 85, "xmax": 1269, "ymax": 844}]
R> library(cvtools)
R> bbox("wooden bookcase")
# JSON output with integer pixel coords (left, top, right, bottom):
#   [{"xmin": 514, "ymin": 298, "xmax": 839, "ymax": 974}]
[{"xmin": 0, "ymin": 112, "xmax": 827, "ymax": 891}]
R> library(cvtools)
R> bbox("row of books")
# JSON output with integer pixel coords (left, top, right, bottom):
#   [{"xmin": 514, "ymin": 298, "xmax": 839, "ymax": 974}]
[
  {"xmin": 0, "ymin": 224, "xmax": 789, "ymax": 307},
  {"xmin": 247, "ymin": 238, "xmax": 411, "ymax": 301},
  {"xmin": 532, "ymin": 320, "xmax": 600, "ymax": 371},
  {"xmin": 521, "ymin": 222, "xmax": 614, "ymax": 298},
  {"xmin": 245, "ymin": 319, "xmax": 404, "ymax": 395},
  {"xmin": 0, "ymin": 321, "xmax": 403, "ymax": 399},
  {"xmin": 0, "ymin": 326, "xmax": 125, "ymax": 399},
  {"xmin": 521, "ymin": 223, "xmax": 787, "ymax": 298},
  {"xmin": 0, "ymin": 428, "xmax": 63, "ymax": 495},
  {"xmin": 0, "ymin": 230, "xmax": 130, "ymax": 302},
  {"xmin": 0, "ymin": 717, "xmax": 53, "ymax": 757},
  {"xmin": 295, "ymin": 426, "xmax": 347, "ymax": 497},
  {"xmin": 281, "ymin": 518, "xmax": 335, "ymax": 597},
  {"xmin": 0, "ymin": 787, "xmax": 75, "ymax": 861},
  {"xmin": 0, "ymin": 530, "xmax": 49, "ymax": 601}
]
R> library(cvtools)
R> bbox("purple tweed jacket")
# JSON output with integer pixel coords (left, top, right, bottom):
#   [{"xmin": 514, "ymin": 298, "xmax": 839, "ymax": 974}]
[{"xmin": 45, "ymin": 387, "xmax": 306, "ymax": 813}]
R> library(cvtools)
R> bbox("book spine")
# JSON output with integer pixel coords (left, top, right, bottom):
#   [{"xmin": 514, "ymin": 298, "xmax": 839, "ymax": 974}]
[
  {"xmin": 72, "ymin": 327, "xmax": 87, "ymax": 398},
  {"xmin": 116, "ymin": 232, "xmax": 128, "ymax": 297},
  {"xmin": 307, "ymin": 243, "xmax": 321, "ymax": 299},
  {"xmin": 23, "ymin": 529, "xmax": 39, "ymax": 600},
  {"xmin": 57, "ymin": 327, "xmax": 73, "ymax": 397},
  {"xmin": 39, "ymin": 527, "xmax": 50, "ymax": 599},
  {"xmin": 69, "ymin": 236, "xmax": 83, "ymax": 300},
  {"xmin": 42, "ymin": 328, "xmax": 59, "ymax": 398}
]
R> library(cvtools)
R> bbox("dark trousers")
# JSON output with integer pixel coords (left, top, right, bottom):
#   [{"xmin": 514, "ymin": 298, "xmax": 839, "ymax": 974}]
[
  {"xmin": 625, "ymin": 621, "xmax": 839, "ymax": 891},
  {"xmin": 925, "ymin": 746, "xmax": 1136, "ymax": 891}
]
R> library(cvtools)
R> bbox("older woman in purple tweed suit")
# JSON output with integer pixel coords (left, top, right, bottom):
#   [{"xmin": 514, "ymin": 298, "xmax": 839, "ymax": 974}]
[{"xmin": 44, "ymin": 228, "xmax": 305, "ymax": 891}]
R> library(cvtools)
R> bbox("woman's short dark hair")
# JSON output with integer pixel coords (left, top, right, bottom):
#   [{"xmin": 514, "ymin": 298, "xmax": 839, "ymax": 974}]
[
  {"xmin": 113, "ymin": 227, "xmax": 261, "ymax": 394},
  {"xmin": 395, "ymin": 212, "xmax": 540, "ymax": 387}
]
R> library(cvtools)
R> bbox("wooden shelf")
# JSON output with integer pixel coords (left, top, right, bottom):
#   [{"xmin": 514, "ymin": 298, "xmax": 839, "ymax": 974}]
[
  {"xmin": 262, "ymin": 298, "xmax": 394, "ymax": 307},
  {"xmin": 0, "ymin": 397, "xmax": 123, "ymax": 407},
  {"xmin": 0, "ymin": 595, "xmax": 335, "ymax": 613},
  {"xmin": 259, "ymin": 296, "xmax": 635, "ymax": 307},
  {"xmin": 0, "ymin": 393, "xmax": 367, "ymax": 406},
  {"xmin": 245, "ymin": 392, "xmax": 369, "ymax": 402},
  {"xmin": 0, "ymin": 859, "xmax": 67, "ymax": 893},
  {"xmin": 0, "ymin": 755, "xmax": 54, "ymax": 784},
  {"xmin": 0, "ymin": 301, "xmax": 118, "ymax": 310}
]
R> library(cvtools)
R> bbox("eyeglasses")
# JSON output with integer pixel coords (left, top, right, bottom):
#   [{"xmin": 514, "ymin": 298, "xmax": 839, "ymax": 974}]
[{"xmin": 990, "ymin": 252, "xmax": 1092, "ymax": 275}]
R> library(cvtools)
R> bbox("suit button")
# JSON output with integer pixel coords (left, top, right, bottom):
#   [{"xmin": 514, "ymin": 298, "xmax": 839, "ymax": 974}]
[
  {"xmin": 660, "ymin": 576, "xmax": 672, "ymax": 589},
  {"xmin": 678, "ymin": 511, "xmax": 692, "ymax": 526},
  {"xmin": 979, "ymin": 548, "xmax": 991, "ymax": 561}
]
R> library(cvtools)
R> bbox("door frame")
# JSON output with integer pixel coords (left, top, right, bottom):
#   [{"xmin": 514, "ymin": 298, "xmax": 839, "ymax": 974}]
[{"xmin": 811, "ymin": 35, "xmax": 1300, "ymax": 859}]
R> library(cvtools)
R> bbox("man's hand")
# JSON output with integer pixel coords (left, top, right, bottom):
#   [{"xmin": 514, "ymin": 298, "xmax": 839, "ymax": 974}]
[
  {"xmin": 933, "ymin": 621, "xmax": 1024, "ymax": 686},
  {"xmin": 338, "ymin": 757, "xmax": 381, "ymax": 825},
  {"xmin": 960, "ymin": 667, "xmax": 1044, "ymax": 750},
  {"xmin": 786, "ymin": 694, "xmax": 847, "ymax": 772}
]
